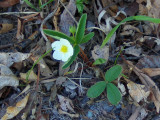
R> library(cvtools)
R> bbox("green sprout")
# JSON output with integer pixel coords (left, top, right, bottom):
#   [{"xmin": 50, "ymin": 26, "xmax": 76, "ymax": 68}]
[
  {"xmin": 76, "ymin": 0, "xmax": 89, "ymax": 14},
  {"xmin": 101, "ymin": 16, "xmax": 160, "ymax": 48},
  {"xmin": 87, "ymin": 65, "xmax": 122, "ymax": 105},
  {"xmin": 24, "ymin": 0, "xmax": 54, "ymax": 11}
]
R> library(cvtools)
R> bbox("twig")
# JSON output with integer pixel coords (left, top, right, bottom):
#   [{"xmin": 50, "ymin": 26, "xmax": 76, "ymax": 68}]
[
  {"xmin": 59, "ymin": 0, "xmax": 78, "ymax": 25},
  {"xmin": 40, "ymin": 1, "xmax": 59, "ymax": 42},
  {"xmin": 66, "ymin": 77, "xmax": 87, "ymax": 89},
  {"xmin": 0, "ymin": 12, "xmax": 39, "ymax": 15},
  {"xmin": 128, "ymin": 107, "xmax": 142, "ymax": 120},
  {"xmin": 36, "ymin": 64, "xmax": 40, "ymax": 91}
]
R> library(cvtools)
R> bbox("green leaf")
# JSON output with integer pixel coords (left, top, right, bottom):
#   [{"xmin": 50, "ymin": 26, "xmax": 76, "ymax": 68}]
[
  {"xmin": 76, "ymin": 4, "xmax": 84, "ymax": 14},
  {"xmin": 75, "ymin": 14, "xmax": 87, "ymax": 44},
  {"xmin": 87, "ymin": 81, "xmax": 106, "ymax": 98},
  {"xmin": 105, "ymin": 65, "xmax": 122, "ymax": 82},
  {"xmin": 101, "ymin": 16, "xmax": 160, "ymax": 48},
  {"xmin": 43, "ymin": 29, "xmax": 75, "ymax": 44},
  {"xmin": 24, "ymin": 0, "xmax": 39, "ymax": 11},
  {"xmin": 133, "ymin": 15, "xmax": 160, "ymax": 23},
  {"xmin": 80, "ymin": 32, "xmax": 94, "ymax": 44},
  {"xmin": 40, "ymin": 0, "xmax": 54, "ymax": 9},
  {"xmin": 62, "ymin": 45, "xmax": 80, "ymax": 69},
  {"xmin": 93, "ymin": 58, "xmax": 106, "ymax": 65},
  {"xmin": 106, "ymin": 83, "xmax": 121, "ymax": 105}
]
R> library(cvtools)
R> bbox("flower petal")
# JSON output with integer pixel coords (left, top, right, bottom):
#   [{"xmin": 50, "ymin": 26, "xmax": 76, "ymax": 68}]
[
  {"xmin": 61, "ymin": 53, "xmax": 70, "ymax": 62},
  {"xmin": 60, "ymin": 38, "xmax": 72, "ymax": 47},
  {"xmin": 51, "ymin": 41, "xmax": 61, "ymax": 50},
  {"xmin": 53, "ymin": 51, "xmax": 62, "ymax": 60}
]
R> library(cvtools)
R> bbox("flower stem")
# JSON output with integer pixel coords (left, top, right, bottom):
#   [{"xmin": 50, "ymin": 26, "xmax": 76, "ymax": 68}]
[{"xmin": 26, "ymin": 48, "xmax": 53, "ymax": 82}]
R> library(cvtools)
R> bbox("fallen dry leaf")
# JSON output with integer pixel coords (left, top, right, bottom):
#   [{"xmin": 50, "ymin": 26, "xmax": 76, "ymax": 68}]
[
  {"xmin": 0, "ymin": 24, "xmax": 13, "ymax": 34},
  {"xmin": 59, "ymin": 0, "xmax": 76, "ymax": 36},
  {"xmin": 0, "ymin": 64, "xmax": 19, "ymax": 90},
  {"xmin": 125, "ymin": 46, "xmax": 142, "ymax": 57},
  {"xmin": 56, "ymin": 77, "xmax": 66, "ymax": 86},
  {"xmin": 59, "ymin": 61, "xmax": 70, "ymax": 76},
  {"xmin": 120, "ymin": 25, "xmax": 141, "ymax": 36},
  {"xmin": 0, "ymin": 0, "xmax": 19, "ymax": 8},
  {"xmin": 142, "ymin": 68, "xmax": 160, "ymax": 77},
  {"xmin": 125, "ymin": 78, "xmax": 150, "ymax": 103},
  {"xmin": 0, "ymin": 52, "xmax": 30, "ymax": 67},
  {"xmin": 91, "ymin": 45, "xmax": 109, "ymax": 63},
  {"xmin": 127, "ymin": 61, "xmax": 160, "ymax": 113},
  {"xmin": 49, "ymin": 84, "xmax": 57, "ymax": 102},
  {"xmin": 118, "ymin": 78, "xmax": 126, "ymax": 96},
  {"xmin": 136, "ymin": 55, "xmax": 160, "ymax": 69},
  {"xmin": 20, "ymin": 70, "xmax": 37, "ymax": 81},
  {"xmin": 128, "ymin": 107, "xmax": 142, "ymax": 120},
  {"xmin": 31, "ymin": 56, "xmax": 53, "ymax": 78},
  {"xmin": 39, "ymin": 59, "xmax": 53, "ymax": 77},
  {"xmin": 58, "ymin": 95, "xmax": 75, "ymax": 113},
  {"xmin": 98, "ymin": 9, "xmax": 117, "ymax": 44},
  {"xmin": 146, "ymin": 0, "xmax": 160, "ymax": 30},
  {"xmin": 2, "ymin": 93, "xmax": 30, "ymax": 120},
  {"xmin": 124, "ymin": 2, "xmax": 139, "ymax": 16}
]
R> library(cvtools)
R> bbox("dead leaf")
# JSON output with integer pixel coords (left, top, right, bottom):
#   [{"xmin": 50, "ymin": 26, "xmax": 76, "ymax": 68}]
[
  {"xmin": 136, "ymin": 0, "xmax": 146, "ymax": 4},
  {"xmin": 59, "ymin": 109, "xmax": 79, "ymax": 118},
  {"xmin": 142, "ymin": 68, "xmax": 160, "ymax": 77},
  {"xmin": 31, "ymin": 55, "xmax": 53, "ymax": 78},
  {"xmin": 14, "ymin": 85, "xmax": 30, "ymax": 99},
  {"xmin": 125, "ymin": 78, "xmax": 150, "ymax": 103},
  {"xmin": 118, "ymin": 79, "xmax": 126, "ymax": 96},
  {"xmin": 49, "ymin": 84, "xmax": 57, "ymax": 102},
  {"xmin": 53, "ymin": 7, "xmax": 61, "ymax": 31},
  {"xmin": 120, "ymin": 25, "xmax": 142, "ymax": 36},
  {"xmin": 98, "ymin": 10, "xmax": 117, "ymax": 44},
  {"xmin": 139, "ymin": 3, "xmax": 148, "ymax": 15},
  {"xmin": 39, "ymin": 59, "xmax": 53, "ymax": 77},
  {"xmin": 20, "ymin": 70, "xmax": 37, "ymax": 81},
  {"xmin": 125, "ymin": 46, "xmax": 142, "ymax": 57},
  {"xmin": 124, "ymin": 2, "xmax": 139, "ymax": 16},
  {"xmin": 59, "ymin": 61, "xmax": 70, "ymax": 76},
  {"xmin": 59, "ymin": 0, "xmax": 76, "ymax": 36},
  {"xmin": 0, "ymin": 24, "xmax": 13, "ymax": 34},
  {"xmin": 56, "ymin": 77, "xmax": 66, "ymax": 86},
  {"xmin": 0, "ymin": 52, "xmax": 30, "ymax": 67},
  {"xmin": 0, "ymin": 64, "xmax": 19, "ymax": 90},
  {"xmin": 136, "ymin": 108, "xmax": 148, "ymax": 120},
  {"xmin": 2, "ymin": 93, "xmax": 30, "ymax": 120},
  {"xmin": 128, "ymin": 107, "xmax": 142, "ymax": 120},
  {"xmin": 0, "ymin": 0, "xmax": 19, "ymax": 8},
  {"xmin": 146, "ymin": 0, "xmax": 160, "ymax": 30},
  {"xmin": 136, "ymin": 55, "xmax": 160, "ymax": 69},
  {"xmin": 127, "ymin": 61, "xmax": 160, "ymax": 113},
  {"xmin": 58, "ymin": 95, "xmax": 75, "ymax": 113},
  {"xmin": 91, "ymin": 45, "xmax": 109, "ymax": 63}
]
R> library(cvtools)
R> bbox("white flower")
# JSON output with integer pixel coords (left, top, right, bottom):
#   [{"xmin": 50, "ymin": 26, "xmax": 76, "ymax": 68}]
[{"xmin": 51, "ymin": 38, "xmax": 73, "ymax": 62}]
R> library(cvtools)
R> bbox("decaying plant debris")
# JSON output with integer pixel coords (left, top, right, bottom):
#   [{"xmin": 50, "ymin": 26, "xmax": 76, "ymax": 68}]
[{"xmin": 1, "ymin": 0, "xmax": 160, "ymax": 119}]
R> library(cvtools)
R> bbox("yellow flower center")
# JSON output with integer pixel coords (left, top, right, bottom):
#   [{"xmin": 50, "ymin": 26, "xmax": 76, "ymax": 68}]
[{"xmin": 60, "ymin": 45, "xmax": 68, "ymax": 53}]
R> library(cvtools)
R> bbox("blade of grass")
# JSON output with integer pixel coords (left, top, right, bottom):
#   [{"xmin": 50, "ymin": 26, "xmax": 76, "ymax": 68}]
[
  {"xmin": 101, "ymin": 16, "xmax": 160, "ymax": 48},
  {"xmin": 26, "ymin": 48, "xmax": 52, "ymax": 82},
  {"xmin": 24, "ymin": 0, "xmax": 39, "ymax": 11},
  {"xmin": 40, "ymin": 0, "xmax": 54, "ymax": 9}
]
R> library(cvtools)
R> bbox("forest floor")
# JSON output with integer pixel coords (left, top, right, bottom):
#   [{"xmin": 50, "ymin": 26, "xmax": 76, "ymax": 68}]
[{"xmin": 0, "ymin": 0, "xmax": 160, "ymax": 119}]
